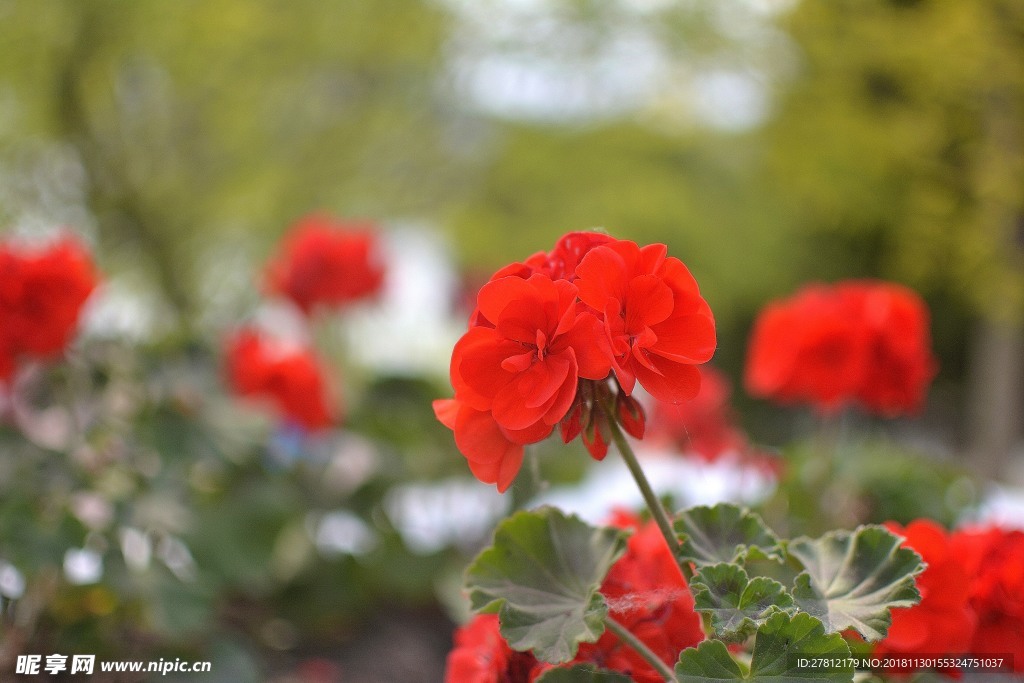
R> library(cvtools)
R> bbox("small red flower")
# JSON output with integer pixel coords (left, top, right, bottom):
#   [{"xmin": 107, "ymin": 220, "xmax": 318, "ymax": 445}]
[
  {"xmin": 745, "ymin": 281, "xmax": 936, "ymax": 416},
  {"xmin": 265, "ymin": 214, "xmax": 385, "ymax": 314},
  {"xmin": 873, "ymin": 520, "xmax": 976, "ymax": 673},
  {"xmin": 224, "ymin": 328, "xmax": 337, "ymax": 430},
  {"xmin": 0, "ymin": 236, "xmax": 98, "ymax": 379},
  {"xmin": 574, "ymin": 239, "xmax": 716, "ymax": 404}
]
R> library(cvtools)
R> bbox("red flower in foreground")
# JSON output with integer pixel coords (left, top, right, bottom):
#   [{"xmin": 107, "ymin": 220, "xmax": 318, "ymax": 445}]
[
  {"xmin": 874, "ymin": 520, "xmax": 976, "ymax": 674},
  {"xmin": 437, "ymin": 232, "xmax": 717, "ymax": 490},
  {"xmin": 443, "ymin": 514, "xmax": 702, "ymax": 682},
  {"xmin": 745, "ymin": 280, "xmax": 936, "ymax": 416},
  {"xmin": 950, "ymin": 526, "xmax": 1024, "ymax": 672},
  {"xmin": 265, "ymin": 214, "xmax": 385, "ymax": 314},
  {"xmin": 0, "ymin": 236, "xmax": 98, "ymax": 380},
  {"xmin": 872, "ymin": 520, "xmax": 1024, "ymax": 676},
  {"xmin": 225, "ymin": 329, "xmax": 337, "ymax": 430},
  {"xmin": 575, "ymin": 240, "xmax": 716, "ymax": 404}
]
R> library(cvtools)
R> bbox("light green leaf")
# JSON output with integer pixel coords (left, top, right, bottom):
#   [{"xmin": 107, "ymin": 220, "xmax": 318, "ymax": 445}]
[
  {"xmin": 788, "ymin": 525, "xmax": 925, "ymax": 641},
  {"xmin": 691, "ymin": 563, "xmax": 795, "ymax": 640},
  {"xmin": 676, "ymin": 612, "xmax": 854, "ymax": 682},
  {"xmin": 535, "ymin": 664, "xmax": 633, "ymax": 682},
  {"xmin": 465, "ymin": 507, "xmax": 628, "ymax": 664},
  {"xmin": 674, "ymin": 503, "xmax": 781, "ymax": 566}
]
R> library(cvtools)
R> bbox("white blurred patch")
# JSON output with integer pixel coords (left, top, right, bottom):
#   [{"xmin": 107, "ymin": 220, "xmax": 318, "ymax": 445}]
[
  {"xmin": 311, "ymin": 510, "xmax": 378, "ymax": 557},
  {"xmin": 119, "ymin": 527, "xmax": 152, "ymax": 572},
  {"xmin": 64, "ymin": 548, "xmax": 103, "ymax": 585},
  {"xmin": 342, "ymin": 227, "xmax": 463, "ymax": 378},
  {"xmin": 531, "ymin": 449, "xmax": 776, "ymax": 525},
  {"xmin": 385, "ymin": 478, "xmax": 510, "ymax": 555},
  {"xmin": 0, "ymin": 561, "xmax": 26, "ymax": 598},
  {"xmin": 970, "ymin": 484, "xmax": 1024, "ymax": 531}
]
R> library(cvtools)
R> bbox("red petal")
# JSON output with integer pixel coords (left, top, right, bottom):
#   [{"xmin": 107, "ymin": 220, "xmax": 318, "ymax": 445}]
[
  {"xmin": 624, "ymin": 275, "xmax": 674, "ymax": 331},
  {"xmin": 634, "ymin": 356, "xmax": 702, "ymax": 404},
  {"xmin": 575, "ymin": 245, "xmax": 628, "ymax": 311}
]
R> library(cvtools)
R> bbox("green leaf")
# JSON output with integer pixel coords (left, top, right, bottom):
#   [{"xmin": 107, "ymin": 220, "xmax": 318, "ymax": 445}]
[
  {"xmin": 691, "ymin": 563, "xmax": 795, "ymax": 640},
  {"xmin": 676, "ymin": 612, "xmax": 854, "ymax": 682},
  {"xmin": 676, "ymin": 640, "xmax": 745, "ymax": 680},
  {"xmin": 788, "ymin": 525, "xmax": 925, "ymax": 641},
  {"xmin": 465, "ymin": 507, "xmax": 628, "ymax": 664},
  {"xmin": 674, "ymin": 503, "xmax": 781, "ymax": 566},
  {"xmin": 535, "ymin": 664, "xmax": 633, "ymax": 682}
]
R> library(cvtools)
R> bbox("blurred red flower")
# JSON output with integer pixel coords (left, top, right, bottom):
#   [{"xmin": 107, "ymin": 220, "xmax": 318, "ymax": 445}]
[
  {"xmin": 745, "ymin": 280, "xmax": 936, "ymax": 416},
  {"xmin": 574, "ymin": 240, "xmax": 715, "ymax": 404},
  {"xmin": 443, "ymin": 513, "xmax": 702, "ymax": 682},
  {"xmin": 874, "ymin": 520, "xmax": 976, "ymax": 673},
  {"xmin": 0, "ymin": 236, "xmax": 98, "ymax": 380},
  {"xmin": 224, "ymin": 328, "xmax": 337, "ymax": 430},
  {"xmin": 950, "ymin": 526, "xmax": 1024, "ymax": 672},
  {"xmin": 265, "ymin": 214, "xmax": 385, "ymax": 315},
  {"xmin": 647, "ymin": 365, "xmax": 749, "ymax": 462}
]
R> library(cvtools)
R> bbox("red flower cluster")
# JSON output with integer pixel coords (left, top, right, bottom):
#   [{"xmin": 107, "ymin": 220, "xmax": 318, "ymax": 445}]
[
  {"xmin": 435, "ymin": 232, "xmax": 716, "ymax": 492},
  {"xmin": 224, "ymin": 328, "xmax": 337, "ymax": 430},
  {"xmin": 265, "ymin": 214, "xmax": 385, "ymax": 314},
  {"xmin": 745, "ymin": 280, "xmax": 937, "ymax": 416},
  {"xmin": 444, "ymin": 514, "xmax": 703, "ymax": 682},
  {"xmin": 0, "ymin": 236, "xmax": 98, "ymax": 381},
  {"xmin": 874, "ymin": 520, "xmax": 1024, "ymax": 675}
]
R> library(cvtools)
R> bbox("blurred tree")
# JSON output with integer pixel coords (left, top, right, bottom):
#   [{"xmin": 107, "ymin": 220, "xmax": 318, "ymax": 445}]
[
  {"xmin": 763, "ymin": 0, "xmax": 1024, "ymax": 476},
  {"xmin": 0, "ymin": 0, "xmax": 466, "ymax": 331}
]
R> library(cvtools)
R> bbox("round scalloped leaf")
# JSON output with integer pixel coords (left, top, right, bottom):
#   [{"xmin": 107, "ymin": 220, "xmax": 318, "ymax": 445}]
[
  {"xmin": 788, "ymin": 525, "xmax": 925, "ymax": 641},
  {"xmin": 691, "ymin": 563, "xmax": 795, "ymax": 641},
  {"xmin": 674, "ymin": 503, "xmax": 781, "ymax": 566},
  {"xmin": 535, "ymin": 664, "xmax": 633, "ymax": 682},
  {"xmin": 465, "ymin": 507, "xmax": 628, "ymax": 664},
  {"xmin": 676, "ymin": 612, "xmax": 854, "ymax": 682}
]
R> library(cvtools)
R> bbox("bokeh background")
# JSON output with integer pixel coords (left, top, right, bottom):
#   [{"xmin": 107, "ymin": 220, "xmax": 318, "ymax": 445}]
[{"xmin": 0, "ymin": 1, "xmax": 1022, "ymax": 681}]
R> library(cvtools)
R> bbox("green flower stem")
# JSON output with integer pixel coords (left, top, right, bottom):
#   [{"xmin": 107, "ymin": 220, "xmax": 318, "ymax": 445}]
[
  {"xmin": 605, "ymin": 408, "xmax": 693, "ymax": 582},
  {"xmin": 605, "ymin": 615, "xmax": 677, "ymax": 682}
]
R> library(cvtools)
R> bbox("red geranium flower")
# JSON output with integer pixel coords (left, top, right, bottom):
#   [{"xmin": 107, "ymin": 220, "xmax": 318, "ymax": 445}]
[
  {"xmin": 873, "ymin": 520, "xmax": 976, "ymax": 674},
  {"xmin": 950, "ymin": 526, "xmax": 1024, "ymax": 672},
  {"xmin": 745, "ymin": 281, "xmax": 936, "ymax": 416},
  {"xmin": 574, "ymin": 240, "xmax": 716, "ymax": 404},
  {"xmin": 438, "ymin": 232, "xmax": 716, "ymax": 490},
  {"xmin": 443, "ymin": 512, "xmax": 703, "ymax": 683},
  {"xmin": 0, "ymin": 236, "xmax": 98, "ymax": 380},
  {"xmin": 224, "ymin": 328, "xmax": 337, "ymax": 430},
  {"xmin": 265, "ymin": 214, "xmax": 385, "ymax": 314},
  {"xmin": 842, "ymin": 282, "xmax": 937, "ymax": 416},
  {"xmin": 436, "ymin": 274, "xmax": 611, "ymax": 491}
]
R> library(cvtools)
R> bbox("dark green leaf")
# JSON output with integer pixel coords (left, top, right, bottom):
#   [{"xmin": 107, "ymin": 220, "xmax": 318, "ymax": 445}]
[
  {"xmin": 674, "ymin": 503, "xmax": 781, "ymax": 566},
  {"xmin": 465, "ymin": 507, "xmax": 628, "ymax": 664},
  {"xmin": 788, "ymin": 525, "xmax": 925, "ymax": 641},
  {"xmin": 691, "ymin": 563, "xmax": 794, "ymax": 640},
  {"xmin": 676, "ymin": 612, "xmax": 854, "ymax": 682}
]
